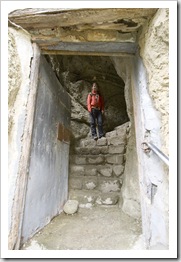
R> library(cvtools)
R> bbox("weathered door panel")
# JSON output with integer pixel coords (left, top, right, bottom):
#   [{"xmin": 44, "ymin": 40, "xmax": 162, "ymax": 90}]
[{"xmin": 21, "ymin": 55, "xmax": 71, "ymax": 243}]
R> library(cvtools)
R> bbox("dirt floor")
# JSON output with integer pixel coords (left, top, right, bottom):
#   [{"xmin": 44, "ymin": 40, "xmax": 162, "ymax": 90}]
[{"xmin": 21, "ymin": 205, "xmax": 144, "ymax": 250}]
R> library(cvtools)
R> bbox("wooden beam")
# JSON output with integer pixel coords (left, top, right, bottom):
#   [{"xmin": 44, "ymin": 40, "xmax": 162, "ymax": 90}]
[
  {"xmin": 40, "ymin": 41, "xmax": 138, "ymax": 55},
  {"xmin": 41, "ymin": 50, "xmax": 135, "ymax": 57}
]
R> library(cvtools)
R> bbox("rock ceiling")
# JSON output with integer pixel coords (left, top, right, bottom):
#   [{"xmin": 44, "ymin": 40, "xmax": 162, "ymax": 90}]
[{"xmin": 8, "ymin": 8, "xmax": 158, "ymax": 55}]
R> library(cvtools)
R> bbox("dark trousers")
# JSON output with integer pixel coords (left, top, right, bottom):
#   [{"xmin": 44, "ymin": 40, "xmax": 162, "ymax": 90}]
[{"xmin": 89, "ymin": 108, "xmax": 104, "ymax": 138}]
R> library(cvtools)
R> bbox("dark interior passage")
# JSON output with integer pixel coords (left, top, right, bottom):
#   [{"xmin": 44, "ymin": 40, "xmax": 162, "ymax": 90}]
[{"xmin": 45, "ymin": 55, "xmax": 129, "ymax": 142}]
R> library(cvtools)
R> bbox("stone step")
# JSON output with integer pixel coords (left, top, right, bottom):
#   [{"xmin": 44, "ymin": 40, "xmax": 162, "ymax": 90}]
[
  {"xmin": 67, "ymin": 122, "xmax": 130, "ymax": 208},
  {"xmin": 73, "ymin": 144, "xmax": 126, "ymax": 155},
  {"xmin": 70, "ymin": 154, "xmax": 125, "ymax": 165},
  {"xmin": 69, "ymin": 176, "xmax": 122, "ymax": 192},
  {"xmin": 79, "ymin": 135, "xmax": 127, "ymax": 148},
  {"xmin": 68, "ymin": 189, "xmax": 121, "ymax": 207},
  {"xmin": 77, "ymin": 121, "xmax": 130, "ymax": 148},
  {"xmin": 69, "ymin": 164, "xmax": 125, "ymax": 177}
]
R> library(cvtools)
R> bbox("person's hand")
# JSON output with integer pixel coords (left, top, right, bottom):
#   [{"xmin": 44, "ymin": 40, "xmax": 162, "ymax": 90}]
[{"xmin": 102, "ymin": 110, "xmax": 104, "ymax": 114}]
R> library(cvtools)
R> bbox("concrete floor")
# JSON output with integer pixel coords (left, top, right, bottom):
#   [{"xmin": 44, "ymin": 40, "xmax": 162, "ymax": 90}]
[{"xmin": 21, "ymin": 205, "xmax": 144, "ymax": 250}]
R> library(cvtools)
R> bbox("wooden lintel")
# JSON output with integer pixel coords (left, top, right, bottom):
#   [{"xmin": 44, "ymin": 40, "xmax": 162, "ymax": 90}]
[
  {"xmin": 41, "ymin": 50, "xmax": 135, "ymax": 57},
  {"xmin": 39, "ymin": 41, "xmax": 137, "ymax": 53}
]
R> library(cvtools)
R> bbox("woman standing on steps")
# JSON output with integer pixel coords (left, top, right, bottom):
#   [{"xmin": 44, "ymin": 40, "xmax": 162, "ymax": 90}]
[{"xmin": 87, "ymin": 82, "xmax": 105, "ymax": 140}]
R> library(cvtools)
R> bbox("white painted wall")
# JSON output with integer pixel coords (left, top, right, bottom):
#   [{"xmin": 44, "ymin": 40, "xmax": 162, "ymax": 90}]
[
  {"xmin": 131, "ymin": 55, "xmax": 169, "ymax": 249},
  {"xmin": 112, "ymin": 53, "xmax": 169, "ymax": 249}
]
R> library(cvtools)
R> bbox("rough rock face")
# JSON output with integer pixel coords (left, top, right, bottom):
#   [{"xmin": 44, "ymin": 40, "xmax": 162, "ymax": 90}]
[
  {"xmin": 139, "ymin": 8, "xmax": 169, "ymax": 156},
  {"xmin": 45, "ymin": 55, "xmax": 129, "ymax": 144},
  {"xmin": 8, "ymin": 29, "xmax": 22, "ymax": 139},
  {"xmin": 8, "ymin": 8, "xmax": 158, "ymax": 54},
  {"xmin": 111, "ymin": 57, "xmax": 141, "ymax": 219}
]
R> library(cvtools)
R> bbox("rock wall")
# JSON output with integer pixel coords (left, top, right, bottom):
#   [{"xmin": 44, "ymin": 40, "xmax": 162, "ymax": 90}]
[
  {"xmin": 45, "ymin": 55, "xmax": 129, "ymax": 145},
  {"xmin": 111, "ymin": 57, "xmax": 141, "ymax": 219},
  {"xmin": 138, "ymin": 8, "xmax": 169, "ymax": 156}
]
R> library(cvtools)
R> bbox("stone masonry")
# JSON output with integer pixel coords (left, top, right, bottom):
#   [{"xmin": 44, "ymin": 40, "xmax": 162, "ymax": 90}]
[{"xmin": 68, "ymin": 121, "xmax": 130, "ymax": 207}]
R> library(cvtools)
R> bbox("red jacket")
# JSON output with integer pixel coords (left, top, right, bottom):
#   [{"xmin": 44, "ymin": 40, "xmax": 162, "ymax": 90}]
[{"xmin": 87, "ymin": 91, "xmax": 104, "ymax": 112}]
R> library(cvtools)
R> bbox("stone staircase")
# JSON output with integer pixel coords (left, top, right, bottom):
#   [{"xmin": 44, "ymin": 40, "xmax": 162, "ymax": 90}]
[{"xmin": 68, "ymin": 121, "xmax": 130, "ymax": 208}]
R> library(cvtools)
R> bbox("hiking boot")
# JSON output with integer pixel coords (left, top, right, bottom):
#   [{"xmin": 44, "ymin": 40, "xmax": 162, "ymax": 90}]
[{"xmin": 93, "ymin": 136, "xmax": 98, "ymax": 141}]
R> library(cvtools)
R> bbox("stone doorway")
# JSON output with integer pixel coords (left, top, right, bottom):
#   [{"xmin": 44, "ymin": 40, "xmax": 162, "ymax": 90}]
[
  {"xmin": 20, "ymin": 54, "xmax": 143, "ymax": 251},
  {"xmin": 7, "ymin": 7, "xmax": 170, "ymax": 251},
  {"xmin": 44, "ymin": 54, "xmax": 132, "ymax": 207}
]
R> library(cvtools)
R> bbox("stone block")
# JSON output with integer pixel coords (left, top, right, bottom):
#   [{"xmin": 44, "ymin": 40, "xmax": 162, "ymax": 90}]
[
  {"xmin": 98, "ymin": 166, "xmax": 112, "ymax": 177},
  {"xmin": 115, "ymin": 122, "xmax": 130, "ymax": 135},
  {"xmin": 74, "ymin": 155, "xmax": 87, "ymax": 165},
  {"xmin": 90, "ymin": 147, "xmax": 101, "ymax": 155},
  {"xmin": 75, "ymin": 147, "xmax": 90, "ymax": 155},
  {"xmin": 70, "ymin": 165, "xmax": 85, "ymax": 176},
  {"xmin": 83, "ymin": 177, "xmax": 97, "ymax": 190},
  {"xmin": 90, "ymin": 146, "xmax": 108, "ymax": 155},
  {"xmin": 87, "ymin": 155, "xmax": 104, "ymax": 164},
  {"xmin": 84, "ymin": 167, "xmax": 97, "ymax": 176},
  {"xmin": 108, "ymin": 145, "xmax": 125, "ymax": 154},
  {"xmin": 113, "ymin": 165, "xmax": 124, "ymax": 177},
  {"xmin": 96, "ymin": 193, "xmax": 119, "ymax": 205},
  {"xmin": 80, "ymin": 139, "xmax": 97, "ymax": 147},
  {"xmin": 100, "ymin": 146, "xmax": 109, "ymax": 154},
  {"xmin": 96, "ymin": 137, "xmax": 107, "ymax": 146},
  {"xmin": 106, "ymin": 155, "xmax": 117, "ymax": 164},
  {"xmin": 99, "ymin": 179, "xmax": 121, "ymax": 193},
  {"xmin": 109, "ymin": 136, "xmax": 126, "ymax": 146},
  {"xmin": 69, "ymin": 177, "xmax": 83, "ymax": 190},
  {"xmin": 105, "ymin": 130, "xmax": 117, "ymax": 138},
  {"xmin": 69, "ymin": 189, "xmax": 98, "ymax": 204},
  {"xmin": 106, "ymin": 154, "xmax": 124, "ymax": 164}
]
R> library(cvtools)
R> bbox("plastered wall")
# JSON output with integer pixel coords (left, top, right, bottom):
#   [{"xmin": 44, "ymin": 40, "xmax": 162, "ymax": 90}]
[
  {"xmin": 137, "ymin": 8, "xmax": 169, "ymax": 249},
  {"xmin": 112, "ymin": 9, "xmax": 169, "ymax": 248},
  {"xmin": 8, "ymin": 27, "xmax": 33, "ymax": 235},
  {"xmin": 138, "ymin": 8, "xmax": 169, "ymax": 157},
  {"xmin": 132, "ymin": 56, "xmax": 169, "ymax": 249}
]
